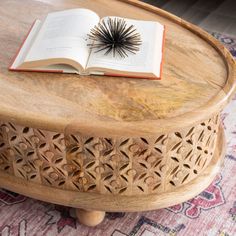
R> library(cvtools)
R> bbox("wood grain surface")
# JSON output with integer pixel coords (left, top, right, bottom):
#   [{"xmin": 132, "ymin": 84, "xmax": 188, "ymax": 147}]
[{"xmin": 0, "ymin": 0, "xmax": 235, "ymax": 136}]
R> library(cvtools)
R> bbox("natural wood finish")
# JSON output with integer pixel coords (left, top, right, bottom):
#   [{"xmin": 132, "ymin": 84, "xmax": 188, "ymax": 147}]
[
  {"xmin": 0, "ymin": 115, "xmax": 220, "ymax": 195},
  {"xmin": 0, "ymin": 0, "xmax": 235, "ymax": 137},
  {"xmin": 0, "ymin": 0, "xmax": 235, "ymax": 226},
  {"xmin": 0, "ymin": 124, "xmax": 225, "ymax": 211},
  {"xmin": 76, "ymin": 209, "xmax": 105, "ymax": 227}
]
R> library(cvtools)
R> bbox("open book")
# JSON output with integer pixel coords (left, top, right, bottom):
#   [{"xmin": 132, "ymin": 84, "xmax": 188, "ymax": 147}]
[{"xmin": 9, "ymin": 9, "xmax": 165, "ymax": 79}]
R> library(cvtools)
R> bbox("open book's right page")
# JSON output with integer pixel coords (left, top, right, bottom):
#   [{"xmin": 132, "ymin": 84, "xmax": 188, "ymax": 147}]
[{"xmin": 86, "ymin": 17, "xmax": 164, "ymax": 77}]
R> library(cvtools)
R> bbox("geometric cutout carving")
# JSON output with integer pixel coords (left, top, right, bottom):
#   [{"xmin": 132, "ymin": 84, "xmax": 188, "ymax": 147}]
[{"xmin": 0, "ymin": 115, "xmax": 219, "ymax": 195}]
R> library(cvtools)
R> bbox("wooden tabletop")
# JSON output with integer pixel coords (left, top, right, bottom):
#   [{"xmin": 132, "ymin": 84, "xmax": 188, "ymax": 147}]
[{"xmin": 0, "ymin": 0, "xmax": 235, "ymax": 136}]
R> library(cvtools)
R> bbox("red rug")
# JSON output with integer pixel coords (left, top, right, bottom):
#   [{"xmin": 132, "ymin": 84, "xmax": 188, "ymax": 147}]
[{"xmin": 0, "ymin": 33, "xmax": 236, "ymax": 236}]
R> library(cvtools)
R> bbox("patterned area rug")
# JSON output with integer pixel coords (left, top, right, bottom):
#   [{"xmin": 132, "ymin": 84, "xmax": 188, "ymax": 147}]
[{"xmin": 0, "ymin": 33, "xmax": 236, "ymax": 236}]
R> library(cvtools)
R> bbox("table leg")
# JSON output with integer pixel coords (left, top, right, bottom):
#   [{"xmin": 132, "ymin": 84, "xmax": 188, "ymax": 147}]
[{"xmin": 75, "ymin": 208, "xmax": 105, "ymax": 226}]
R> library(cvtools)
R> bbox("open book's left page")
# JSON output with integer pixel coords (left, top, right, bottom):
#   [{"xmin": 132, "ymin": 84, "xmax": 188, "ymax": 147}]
[{"xmin": 10, "ymin": 9, "xmax": 100, "ymax": 72}]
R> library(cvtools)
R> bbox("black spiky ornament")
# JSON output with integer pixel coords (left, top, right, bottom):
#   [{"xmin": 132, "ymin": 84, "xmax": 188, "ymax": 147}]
[{"xmin": 87, "ymin": 17, "xmax": 142, "ymax": 58}]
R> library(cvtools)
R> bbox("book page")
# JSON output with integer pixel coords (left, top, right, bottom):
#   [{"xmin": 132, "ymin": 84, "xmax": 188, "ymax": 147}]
[
  {"xmin": 24, "ymin": 9, "xmax": 100, "ymax": 69},
  {"xmin": 86, "ymin": 17, "xmax": 164, "ymax": 77}
]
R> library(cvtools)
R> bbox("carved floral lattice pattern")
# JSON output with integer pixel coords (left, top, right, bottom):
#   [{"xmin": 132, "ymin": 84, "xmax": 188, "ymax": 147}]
[{"xmin": 0, "ymin": 115, "xmax": 219, "ymax": 195}]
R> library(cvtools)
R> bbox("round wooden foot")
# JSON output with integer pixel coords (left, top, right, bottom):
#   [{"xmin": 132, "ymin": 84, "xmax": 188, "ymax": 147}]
[{"xmin": 76, "ymin": 209, "xmax": 105, "ymax": 227}]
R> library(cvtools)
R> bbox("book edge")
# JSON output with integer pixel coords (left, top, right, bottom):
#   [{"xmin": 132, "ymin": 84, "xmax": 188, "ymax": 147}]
[
  {"xmin": 8, "ymin": 20, "xmax": 64, "ymax": 74},
  {"xmin": 9, "ymin": 20, "xmax": 37, "ymax": 71},
  {"xmin": 159, "ymin": 25, "xmax": 166, "ymax": 80}
]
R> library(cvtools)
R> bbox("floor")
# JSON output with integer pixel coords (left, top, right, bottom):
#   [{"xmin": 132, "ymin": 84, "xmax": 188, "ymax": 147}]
[{"xmin": 142, "ymin": 0, "xmax": 236, "ymax": 36}]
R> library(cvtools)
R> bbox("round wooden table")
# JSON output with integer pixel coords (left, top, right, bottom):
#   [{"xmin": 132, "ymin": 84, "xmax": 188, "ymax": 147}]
[{"xmin": 0, "ymin": 0, "xmax": 235, "ymax": 227}]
